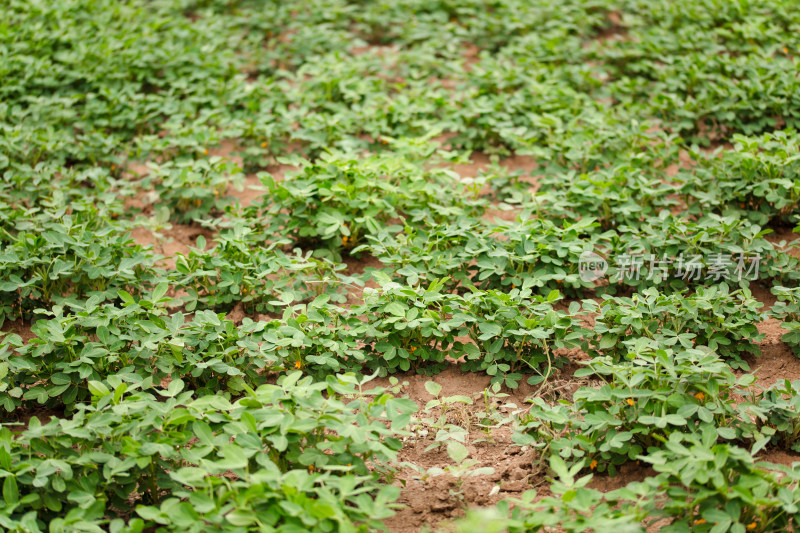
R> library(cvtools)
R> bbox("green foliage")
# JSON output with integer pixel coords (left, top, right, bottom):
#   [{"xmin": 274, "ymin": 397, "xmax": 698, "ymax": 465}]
[
  {"xmin": 449, "ymin": 63, "xmax": 600, "ymax": 154},
  {"xmin": 594, "ymin": 1, "xmax": 800, "ymax": 137},
  {"xmin": 772, "ymin": 286, "xmax": 800, "ymax": 355},
  {"xmin": 452, "ymin": 455, "xmax": 651, "ymax": 533},
  {"xmin": 4, "ymin": 0, "xmax": 800, "ymax": 530},
  {"xmin": 249, "ymin": 152, "xmax": 485, "ymax": 251},
  {"xmin": 537, "ymin": 165, "xmax": 679, "ymax": 230},
  {"xmin": 514, "ymin": 348, "xmax": 766, "ymax": 475},
  {"xmin": 355, "ymin": 278, "xmax": 464, "ymax": 376},
  {"xmin": 455, "ymin": 446, "xmax": 800, "ymax": 533},
  {"xmin": 458, "ymin": 289, "xmax": 583, "ymax": 387},
  {"xmin": 141, "ymin": 156, "xmax": 245, "ymax": 224},
  {"xmin": 364, "ymin": 216, "xmax": 606, "ymax": 297},
  {"xmin": 607, "ymin": 213, "xmax": 800, "ymax": 289},
  {"xmin": 0, "ymin": 372, "xmax": 415, "ymax": 532},
  {"xmin": 748, "ymin": 379, "xmax": 800, "ymax": 453},
  {"xmin": 355, "ymin": 279, "xmax": 583, "ymax": 387},
  {"xmin": 0, "ymin": 198, "xmax": 156, "ymax": 325},
  {"xmin": 682, "ymin": 130, "xmax": 800, "ymax": 225},
  {"xmin": 171, "ymin": 226, "xmax": 355, "ymax": 314},
  {"xmin": 0, "ymin": 286, "xmax": 279, "ymax": 412},
  {"xmin": 585, "ymin": 285, "xmax": 766, "ymax": 368},
  {"xmin": 641, "ymin": 428, "xmax": 800, "ymax": 532}
]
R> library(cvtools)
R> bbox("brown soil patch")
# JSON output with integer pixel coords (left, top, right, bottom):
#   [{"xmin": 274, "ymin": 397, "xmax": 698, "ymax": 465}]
[
  {"xmin": 587, "ymin": 460, "xmax": 656, "ymax": 492},
  {"xmin": 370, "ymin": 362, "xmax": 586, "ymax": 532},
  {"xmin": 1, "ymin": 318, "xmax": 35, "ymax": 343},
  {"xmin": 0, "ymin": 405, "xmax": 64, "ymax": 432},
  {"xmin": 209, "ymin": 139, "xmax": 300, "ymax": 208},
  {"xmin": 386, "ymin": 442, "xmax": 539, "ymax": 533},
  {"xmin": 230, "ymin": 173, "xmax": 265, "ymax": 207},
  {"xmin": 766, "ymin": 226, "xmax": 800, "ymax": 260},
  {"xmin": 748, "ymin": 341, "xmax": 800, "ymax": 388},
  {"xmin": 131, "ymin": 223, "xmax": 216, "ymax": 269},
  {"xmin": 664, "ymin": 148, "xmax": 695, "ymax": 178},
  {"xmin": 340, "ymin": 253, "xmax": 387, "ymax": 308},
  {"xmin": 759, "ymin": 448, "xmax": 800, "ymax": 466},
  {"xmin": 452, "ymin": 153, "xmax": 540, "ymax": 191},
  {"xmin": 750, "ymin": 282, "xmax": 778, "ymax": 310},
  {"xmin": 231, "ymin": 163, "xmax": 297, "ymax": 208}
]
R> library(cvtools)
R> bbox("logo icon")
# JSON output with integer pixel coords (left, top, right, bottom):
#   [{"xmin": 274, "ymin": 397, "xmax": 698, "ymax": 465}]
[{"xmin": 579, "ymin": 251, "xmax": 608, "ymax": 282}]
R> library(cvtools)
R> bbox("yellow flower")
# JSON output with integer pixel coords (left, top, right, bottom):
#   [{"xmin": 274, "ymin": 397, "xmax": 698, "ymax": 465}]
[
  {"xmin": 747, "ymin": 523, "xmax": 756, "ymax": 530},
  {"xmin": 261, "ymin": 141, "xmax": 267, "ymax": 148},
  {"xmin": 695, "ymin": 392, "xmax": 705, "ymax": 401},
  {"xmin": 308, "ymin": 464, "xmax": 315, "ymax": 472},
  {"xmin": 203, "ymin": 149, "xmax": 208, "ymax": 155},
  {"xmin": 589, "ymin": 459, "xmax": 598, "ymax": 470},
  {"xmin": 784, "ymin": 46, "xmax": 789, "ymax": 54},
  {"xmin": 694, "ymin": 519, "xmax": 706, "ymax": 525},
  {"xmin": 294, "ymin": 360, "xmax": 302, "ymax": 369},
  {"xmin": 626, "ymin": 398, "xmax": 634, "ymax": 406},
  {"xmin": 110, "ymin": 165, "xmax": 115, "ymax": 171}
]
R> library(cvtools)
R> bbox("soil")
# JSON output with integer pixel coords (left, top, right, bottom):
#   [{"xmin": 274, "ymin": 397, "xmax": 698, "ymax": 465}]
[
  {"xmin": 6, "ymin": 136, "xmax": 797, "ymax": 530},
  {"xmin": 374, "ymin": 366, "xmax": 544, "ymax": 533},
  {"xmin": 766, "ymin": 225, "xmax": 800, "ymax": 259},
  {"xmin": 308, "ymin": 149, "xmax": 800, "ymax": 531},
  {"xmin": 210, "ymin": 139, "xmax": 300, "ymax": 207},
  {"xmin": 385, "ymin": 441, "xmax": 540, "ymax": 533},
  {"xmin": 376, "ymin": 315, "xmax": 800, "ymax": 531},
  {"xmin": 448, "ymin": 151, "xmax": 540, "ymax": 223},
  {"xmin": 1, "ymin": 318, "xmax": 36, "ymax": 343},
  {"xmin": 126, "ymin": 139, "xmax": 300, "ymax": 270},
  {"xmin": 130, "ymin": 223, "xmax": 216, "ymax": 270},
  {"xmin": 342, "ymin": 253, "xmax": 386, "ymax": 307},
  {"xmin": 1, "ymin": 405, "xmax": 64, "ymax": 432}
]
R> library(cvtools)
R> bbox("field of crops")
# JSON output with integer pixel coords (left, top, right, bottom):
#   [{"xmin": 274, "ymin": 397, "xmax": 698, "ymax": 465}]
[{"xmin": 2, "ymin": 0, "xmax": 800, "ymax": 531}]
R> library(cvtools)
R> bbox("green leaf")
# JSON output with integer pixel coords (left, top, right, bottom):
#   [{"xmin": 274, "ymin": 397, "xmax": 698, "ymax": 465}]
[
  {"xmin": 193, "ymin": 421, "xmax": 215, "ymax": 446},
  {"xmin": 447, "ymin": 441, "xmax": 469, "ymax": 464},
  {"xmin": 152, "ymin": 282, "xmax": 169, "ymax": 302},
  {"xmin": 549, "ymin": 455, "xmax": 572, "ymax": 483},
  {"xmin": 384, "ymin": 302, "xmax": 406, "ymax": 317},
  {"xmin": 159, "ymin": 379, "xmax": 185, "ymax": 398},
  {"xmin": 23, "ymin": 387, "xmax": 49, "ymax": 404},
  {"xmin": 598, "ymin": 335, "xmax": 617, "ymax": 350},
  {"xmin": 118, "ymin": 290, "xmax": 135, "ymax": 306},
  {"xmin": 717, "ymin": 427, "xmax": 737, "ymax": 440},
  {"xmin": 477, "ymin": 322, "xmax": 502, "ymax": 339},
  {"xmin": 88, "ymin": 381, "xmax": 110, "ymax": 397},
  {"xmin": 424, "ymin": 381, "xmax": 442, "ymax": 398},
  {"xmin": 226, "ymin": 509, "xmax": 256, "ymax": 526},
  {"xmin": 50, "ymin": 373, "xmax": 71, "ymax": 385},
  {"xmin": 218, "ymin": 444, "xmax": 248, "ymax": 470},
  {"xmin": 3, "ymin": 476, "xmax": 18, "ymax": 504}
]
